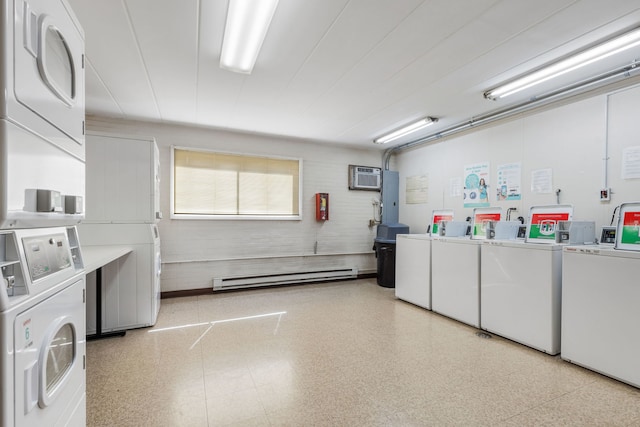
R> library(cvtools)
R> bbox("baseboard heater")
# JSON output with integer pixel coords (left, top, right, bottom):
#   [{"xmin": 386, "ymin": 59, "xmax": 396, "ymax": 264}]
[{"xmin": 213, "ymin": 267, "xmax": 358, "ymax": 291}]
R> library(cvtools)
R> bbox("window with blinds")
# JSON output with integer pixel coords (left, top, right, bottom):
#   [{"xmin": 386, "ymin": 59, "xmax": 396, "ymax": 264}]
[{"xmin": 171, "ymin": 147, "xmax": 301, "ymax": 219}]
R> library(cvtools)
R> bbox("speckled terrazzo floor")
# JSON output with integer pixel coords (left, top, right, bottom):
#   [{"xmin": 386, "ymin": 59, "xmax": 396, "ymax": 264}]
[{"xmin": 86, "ymin": 278, "xmax": 640, "ymax": 426}]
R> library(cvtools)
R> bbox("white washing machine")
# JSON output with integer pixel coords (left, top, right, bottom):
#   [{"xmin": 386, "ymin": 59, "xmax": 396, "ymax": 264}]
[
  {"xmin": 79, "ymin": 223, "xmax": 161, "ymax": 333},
  {"xmin": 1, "ymin": 0, "xmax": 85, "ymax": 229},
  {"xmin": 395, "ymin": 234, "xmax": 431, "ymax": 309},
  {"xmin": 431, "ymin": 237, "xmax": 481, "ymax": 327},
  {"xmin": 561, "ymin": 246, "xmax": 640, "ymax": 387},
  {"xmin": 0, "ymin": 227, "xmax": 86, "ymax": 426},
  {"xmin": 480, "ymin": 240, "xmax": 562, "ymax": 354}
]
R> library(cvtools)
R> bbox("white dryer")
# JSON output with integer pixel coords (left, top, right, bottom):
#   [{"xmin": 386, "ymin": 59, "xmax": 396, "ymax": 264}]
[
  {"xmin": 0, "ymin": 0, "xmax": 85, "ymax": 229},
  {"xmin": 0, "ymin": 227, "xmax": 86, "ymax": 426}
]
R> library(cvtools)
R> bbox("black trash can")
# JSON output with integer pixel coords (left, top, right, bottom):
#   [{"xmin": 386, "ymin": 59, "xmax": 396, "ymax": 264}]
[
  {"xmin": 373, "ymin": 239, "xmax": 397, "ymax": 288},
  {"xmin": 373, "ymin": 223, "xmax": 409, "ymax": 288}
]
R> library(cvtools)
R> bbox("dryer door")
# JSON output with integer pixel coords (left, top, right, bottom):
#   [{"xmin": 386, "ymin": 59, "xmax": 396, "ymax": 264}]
[
  {"xmin": 14, "ymin": 278, "xmax": 86, "ymax": 426},
  {"xmin": 14, "ymin": 0, "xmax": 85, "ymax": 145}
]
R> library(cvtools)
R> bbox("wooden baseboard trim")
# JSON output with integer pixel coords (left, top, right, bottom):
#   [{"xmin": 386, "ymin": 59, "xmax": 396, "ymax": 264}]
[{"xmin": 160, "ymin": 288, "xmax": 212, "ymax": 299}]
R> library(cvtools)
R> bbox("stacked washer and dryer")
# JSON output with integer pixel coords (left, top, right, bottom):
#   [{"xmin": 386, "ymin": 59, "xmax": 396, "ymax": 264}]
[
  {"xmin": 78, "ymin": 133, "xmax": 162, "ymax": 334},
  {"xmin": 0, "ymin": 0, "xmax": 87, "ymax": 425}
]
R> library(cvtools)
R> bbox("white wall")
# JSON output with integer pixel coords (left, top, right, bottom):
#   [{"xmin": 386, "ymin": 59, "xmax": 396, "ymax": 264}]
[
  {"xmin": 85, "ymin": 117, "xmax": 382, "ymax": 292},
  {"xmin": 396, "ymin": 84, "xmax": 640, "ymax": 233},
  {"xmin": 85, "ymin": 83, "xmax": 640, "ymax": 292}
]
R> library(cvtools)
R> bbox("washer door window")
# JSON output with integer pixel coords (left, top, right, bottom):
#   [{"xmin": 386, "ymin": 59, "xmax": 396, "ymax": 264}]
[
  {"xmin": 13, "ymin": 279, "xmax": 85, "ymax": 425},
  {"xmin": 44, "ymin": 322, "xmax": 75, "ymax": 395},
  {"xmin": 39, "ymin": 317, "xmax": 77, "ymax": 408}
]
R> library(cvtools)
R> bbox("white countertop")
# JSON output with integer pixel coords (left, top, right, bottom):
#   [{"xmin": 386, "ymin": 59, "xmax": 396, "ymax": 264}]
[
  {"xmin": 482, "ymin": 239, "xmax": 563, "ymax": 251},
  {"xmin": 396, "ymin": 234, "xmax": 432, "ymax": 240},
  {"xmin": 82, "ymin": 245, "xmax": 133, "ymax": 273},
  {"xmin": 563, "ymin": 244, "xmax": 640, "ymax": 259}
]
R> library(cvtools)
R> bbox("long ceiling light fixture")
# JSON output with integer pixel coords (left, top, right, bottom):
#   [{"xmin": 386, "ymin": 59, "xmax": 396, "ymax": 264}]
[
  {"xmin": 383, "ymin": 61, "xmax": 640, "ymax": 168},
  {"xmin": 374, "ymin": 117, "xmax": 438, "ymax": 144},
  {"xmin": 220, "ymin": 0, "xmax": 280, "ymax": 74},
  {"xmin": 484, "ymin": 27, "xmax": 640, "ymax": 100}
]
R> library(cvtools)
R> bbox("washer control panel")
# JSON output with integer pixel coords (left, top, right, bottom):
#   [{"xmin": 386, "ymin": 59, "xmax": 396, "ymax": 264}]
[{"xmin": 22, "ymin": 233, "xmax": 72, "ymax": 282}]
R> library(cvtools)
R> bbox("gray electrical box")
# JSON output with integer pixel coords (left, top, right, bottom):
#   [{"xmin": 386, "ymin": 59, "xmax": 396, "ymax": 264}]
[{"xmin": 382, "ymin": 170, "xmax": 399, "ymax": 224}]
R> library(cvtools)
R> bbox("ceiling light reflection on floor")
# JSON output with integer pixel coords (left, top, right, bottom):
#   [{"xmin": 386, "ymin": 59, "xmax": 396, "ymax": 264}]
[{"xmin": 147, "ymin": 311, "xmax": 287, "ymax": 350}]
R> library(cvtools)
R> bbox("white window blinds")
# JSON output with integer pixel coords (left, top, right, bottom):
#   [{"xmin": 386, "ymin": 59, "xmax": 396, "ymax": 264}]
[{"xmin": 173, "ymin": 148, "xmax": 301, "ymax": 218}]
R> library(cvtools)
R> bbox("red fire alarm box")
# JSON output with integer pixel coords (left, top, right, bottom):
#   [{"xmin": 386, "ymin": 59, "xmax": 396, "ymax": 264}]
[{"xmin": 315, "ymin": 193, "xmax": 329, "ymax": 221}]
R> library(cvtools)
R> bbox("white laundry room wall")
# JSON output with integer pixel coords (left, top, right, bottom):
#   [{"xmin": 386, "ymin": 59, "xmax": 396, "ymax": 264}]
[
  {"xmin": 395, "ymin": 83, "xmax": 640, "ymax": 233},
  {"xmin": 85, "ymin": 117, "xmax": 382, "ymax": 292}
]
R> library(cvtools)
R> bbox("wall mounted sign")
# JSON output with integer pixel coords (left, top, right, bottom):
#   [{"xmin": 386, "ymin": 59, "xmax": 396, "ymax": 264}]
[
  {"xmin": 463, "ymin": 162, "xmax": 490, "ymax": 208},
  {"xmin": 406, "ymin": 174, "xmax": 429, "ymax": 204},
  {"xmin": 531, "ymin": 168, "xmax": 553, "ymax": 194},
  {"xmin": 496, "ymin": 162, "xmax": 521, "ymax": 201}
]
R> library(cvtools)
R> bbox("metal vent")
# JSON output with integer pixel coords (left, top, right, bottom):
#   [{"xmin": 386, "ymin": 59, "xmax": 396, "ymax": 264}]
[{"xmin": 349, "ymin": 165, "xmax": 381, "ymax": 191}]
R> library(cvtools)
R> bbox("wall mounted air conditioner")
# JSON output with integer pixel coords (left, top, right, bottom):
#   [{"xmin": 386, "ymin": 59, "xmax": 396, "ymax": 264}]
[{"xmin": 348, "ymin": 165, "xmax": 381, "ymax": 191}]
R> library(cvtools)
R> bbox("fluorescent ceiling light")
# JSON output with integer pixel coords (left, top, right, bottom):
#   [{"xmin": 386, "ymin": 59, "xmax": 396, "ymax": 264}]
[
  {"xmin": 485, "ymin": 27, "xmax": 640, "ymax": 100},
  {"xmin": 374, "ymin": 117, "xmax": 438, "ymax": 144},
  {"xmin": 220, "ymin": 0, "xmax": 279, "ymax": 74}
]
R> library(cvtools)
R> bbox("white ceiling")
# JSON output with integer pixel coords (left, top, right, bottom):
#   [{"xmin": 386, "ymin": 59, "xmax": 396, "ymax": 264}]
[{"xmin": 67, "ymin": 0, "xmax": 640, "ymax": 149}]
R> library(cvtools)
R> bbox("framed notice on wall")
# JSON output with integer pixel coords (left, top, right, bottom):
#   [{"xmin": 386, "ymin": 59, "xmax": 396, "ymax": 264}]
[
  {"xmin": 615, "ymin": 202, "xmax": 640, "ymax": 251},
  {"xmin": 406, "ymin": 174, "xmax": 429, "ymax": 204}
]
